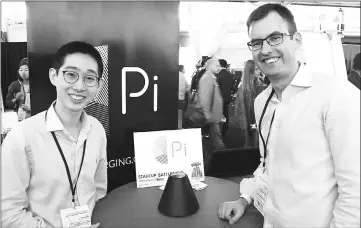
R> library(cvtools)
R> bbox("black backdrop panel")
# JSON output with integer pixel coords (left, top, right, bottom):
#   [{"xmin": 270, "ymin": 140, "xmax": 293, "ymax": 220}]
[{"xmin": 27, "ymin": 1, "xmax": 179, "ymax": 192}]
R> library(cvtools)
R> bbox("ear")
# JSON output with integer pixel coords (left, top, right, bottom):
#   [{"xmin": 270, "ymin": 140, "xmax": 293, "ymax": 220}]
[
  {"xmin": 49, "ymin": 68, "xmax": 58, "ymax": 86},
  {"xmin": 293, "ymin": 32, "xmax": 303, "ymax": 50}
]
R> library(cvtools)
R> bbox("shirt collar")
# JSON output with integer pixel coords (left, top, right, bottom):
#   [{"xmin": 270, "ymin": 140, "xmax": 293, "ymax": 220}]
[
  {"xmin": 45, "ymin": 101, "xmax": 91, "ymax": 133},
  {"xmin": 290, "ymin": 63, "xmax": 313, "ymax": 88},
  {"xmin": 265, "ymin": 63, "xmax": 313, "ymax": 96}
]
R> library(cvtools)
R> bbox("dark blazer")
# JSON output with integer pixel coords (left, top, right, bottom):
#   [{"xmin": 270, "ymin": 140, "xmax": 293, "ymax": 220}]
[
  {"xmin": 6, "ymin": 80, "xmax": 21, "ymax": 111},
  {"xmin": 217, "ymin": 69, "xmax": 234, "ymax": 103},
  {"xmin": 348, "ymin": 71, "xmax": 360, "ymax": 90}
]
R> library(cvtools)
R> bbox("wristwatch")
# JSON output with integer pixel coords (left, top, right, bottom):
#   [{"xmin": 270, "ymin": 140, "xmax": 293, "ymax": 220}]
[{"xmin": 240, "ymin": 193, "xmax": 253, "ymax": 205}]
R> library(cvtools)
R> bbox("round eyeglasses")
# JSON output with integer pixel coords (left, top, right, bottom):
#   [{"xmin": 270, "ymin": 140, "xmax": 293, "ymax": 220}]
[
  {"xmin": 56, "ymin": 70, "xmax": 100, "ymax": 87},
  {"xmin": 247, "ymin": 33, "xmax": 294, "ymax": 51}
]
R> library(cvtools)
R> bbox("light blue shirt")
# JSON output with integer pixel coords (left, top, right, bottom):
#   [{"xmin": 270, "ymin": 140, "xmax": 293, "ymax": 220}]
[
  {"xmin": 2, "ymin": 102, "xmax": 107, "ymax": 228},
  {"xmin": 240, "ymin": 65, "xmax": 360, "ymax": 227}
]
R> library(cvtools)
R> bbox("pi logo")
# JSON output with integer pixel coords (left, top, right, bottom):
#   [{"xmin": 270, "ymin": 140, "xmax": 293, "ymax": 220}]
[
  {"xmin": 121, "ymin": 67, "xmax": 158, "ymax": 114},
  {"xmin": 152, "ymin": 137, "xmax": 188, "ymax": 164}
]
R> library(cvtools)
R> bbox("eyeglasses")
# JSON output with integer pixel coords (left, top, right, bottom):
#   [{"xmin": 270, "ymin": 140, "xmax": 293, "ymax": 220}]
[
  {"xmin": 247, "ymin": 33, "xmax": 294, "ymax": 51},
  {"xmin": 56, "ymin": 70, "xmax": 100, "ymax": 87}
]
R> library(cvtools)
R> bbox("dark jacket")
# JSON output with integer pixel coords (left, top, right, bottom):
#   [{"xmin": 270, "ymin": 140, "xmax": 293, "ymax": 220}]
[
  {"xmin": 6, "ymin": 80, "xmax": 21, "ymax": 111},
  {"xmin": 217, "ymin": 69, "xmax": 234, "ymax": 104}
]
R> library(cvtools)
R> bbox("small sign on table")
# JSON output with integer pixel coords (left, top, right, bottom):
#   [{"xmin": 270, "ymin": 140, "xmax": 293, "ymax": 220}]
[{"xmin": 134, "ymin": 128, "xmax": 204, "ymax": 188}]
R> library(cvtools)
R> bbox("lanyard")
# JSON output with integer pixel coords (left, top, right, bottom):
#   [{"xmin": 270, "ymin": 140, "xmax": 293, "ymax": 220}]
[
  {"xmin": 258, "ymin": 89, "xmax": 276, "ymax": 169},
  {"xmin": 46, "ymin": 109, "xmax": 86, "ymax": 207},
  {"xmin": 51, "ymin": 132, "xmax": 86, "ymax": 207}
]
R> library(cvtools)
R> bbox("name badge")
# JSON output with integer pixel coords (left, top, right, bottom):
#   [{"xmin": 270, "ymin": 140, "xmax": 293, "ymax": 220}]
[
  {"xmin": 254, "ymin": 173, "xmax": 268, "ymax": 216},
  {"xmin": 60, "ymin": 205, "xmax": 91, "ymax": 228}
]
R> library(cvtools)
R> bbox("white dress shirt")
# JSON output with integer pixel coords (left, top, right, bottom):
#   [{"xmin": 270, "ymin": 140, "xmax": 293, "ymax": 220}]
[
  {"xmin": 2, "ymin": 102, "xmax": 108, "ymax": 228},
  {"xmin": 240, "ymin": 65, "xmax": 360, "ymax": 227}
]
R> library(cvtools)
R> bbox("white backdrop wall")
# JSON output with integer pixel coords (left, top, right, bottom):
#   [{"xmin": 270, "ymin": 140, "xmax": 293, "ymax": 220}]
[{"xmin": 6, "ymin": 23, "xmax": 27, "ymax": 42}]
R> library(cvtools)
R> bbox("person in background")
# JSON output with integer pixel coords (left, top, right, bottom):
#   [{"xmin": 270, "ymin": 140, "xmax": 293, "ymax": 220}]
[
  {"xmin": 258, "ymin": 71, "xmax": 271, "ymax": 86},
  {"xmin": 217, "ymin": 59, "xmax": 234, "ymax": 136},
  {"xmin": 6, "ymin": 58, "xmax": 31, "ymax": 121},
  {"xmin": 190, "ymin": 57, "xmax": 211, "ymax": 103},
  {"xmin": 235, "ymin": 60, "xmax": 267, "ymax": 147},
  {"xmin": 185, "ymin": 58, "xmax": 225, "ymax": 150},
  {"xmin": 226, "ymin": 64, "xmax": 232, "ymax": 73},
  {"xmin": 2, "ymin": 41, "xmax": 107, "ymax": 228},
  {"xmin": 178, "ymin": 64, "xmax": 190, "ymax": 126},
  {"xmin": 219, "ymin": 3, "xmax": 359, "ymax": 227},
  {"xmin": 347, "ymin": 53, "xmax": 360, "ymax": 89}
]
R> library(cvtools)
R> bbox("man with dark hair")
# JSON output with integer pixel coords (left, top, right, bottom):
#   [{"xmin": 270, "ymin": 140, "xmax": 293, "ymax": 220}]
[
  {"xmin": 348, "ymin": 53, "xmax": 360, "ymax": 89},
  {"xmin": 218, "ymin": 3, "xmax": 359, "ymax": 227},
  {"xmin": 52, "ymin": 41, "xmax": 104, "ymax": 77},
  {"xmin": 216, "ymin": 59, "xmax": 234, "ymax": 136},
  {"xmin": 2, "ymin": 41, "xmax": 107, "ymax": 228}
]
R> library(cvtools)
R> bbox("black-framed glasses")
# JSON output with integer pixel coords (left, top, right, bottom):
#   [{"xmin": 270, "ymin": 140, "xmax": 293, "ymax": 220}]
[
  {"xmin": 56, "ymin": 70, "xmax": 100, "ymax": 87},
  {"xmin": 247, "ymin": 33, "xmax": 294, "ymax": 51}
]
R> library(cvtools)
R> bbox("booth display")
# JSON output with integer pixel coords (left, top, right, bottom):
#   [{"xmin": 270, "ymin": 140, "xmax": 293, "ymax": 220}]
[{"xmin": 26, "ymin": 1, "xmax": 180, "ymax": 191}]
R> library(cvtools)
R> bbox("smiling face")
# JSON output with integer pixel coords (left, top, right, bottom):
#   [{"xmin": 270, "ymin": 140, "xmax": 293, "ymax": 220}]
[
  {"xmin": 248, "ymin": 12, "xmax": 302, "ymax": 80},
  {"xmin": 49, "ymin": 53, "xmax": 103, "ymax": 113}
]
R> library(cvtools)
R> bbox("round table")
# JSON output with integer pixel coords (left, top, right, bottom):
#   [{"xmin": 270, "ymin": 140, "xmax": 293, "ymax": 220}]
[{"xmin": 92, "ymin": 177, "xmax": 263, "ymax": 228}]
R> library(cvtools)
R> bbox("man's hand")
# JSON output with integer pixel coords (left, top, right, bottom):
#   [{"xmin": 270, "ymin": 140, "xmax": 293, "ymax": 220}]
[
  {"xmin": 218, "ymin": 198, "xmax": 248, "ymax": 225},
  {"xmin": 89, "ymin": 223, "xmax": 100, "ymax": 228}
]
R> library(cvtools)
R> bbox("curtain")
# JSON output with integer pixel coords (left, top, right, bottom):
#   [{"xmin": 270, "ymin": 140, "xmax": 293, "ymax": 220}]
[
  {"xmin": 329, "ymin": 34, "xmax": 348, "ymax": 80},
  {"xmin": 343, "ymin": 44, "xmax": 360, "ymax": 74},
  {"xmin": 1, "ymin": 42, "xmax": 27, "ymax": 110},
  {"xmin": 300, "ymin": 32, "xmax": 349, "ymax": 80},
  {"xmin": 187, "ymin": 2, "xmax": 228, "ymax": 60}
]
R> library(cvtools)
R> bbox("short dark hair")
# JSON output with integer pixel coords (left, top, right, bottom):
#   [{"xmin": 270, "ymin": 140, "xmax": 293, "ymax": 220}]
[
  {"xmin": 353, "ymin": 53, "xmax": 360, "ymax": 71},
  {"xmin": 219, "ymin": 59, "xmax": 227, "ymax": 68},
  {"xmin": 52, "ymin": 41, "xmax": 104, "ymax": 78},
  {"xmin": 247, "ymin": 3, "xmax": 297, "ymax": 34},
  {"xmin": 201, "ymin": 56, "xmax": 212, "ymax": 67}
]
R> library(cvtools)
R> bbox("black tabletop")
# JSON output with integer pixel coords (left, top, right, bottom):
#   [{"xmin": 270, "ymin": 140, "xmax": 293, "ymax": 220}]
[{"xmin": 92, "ymin": 176, "xmax": 263, "ymax": 228}]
